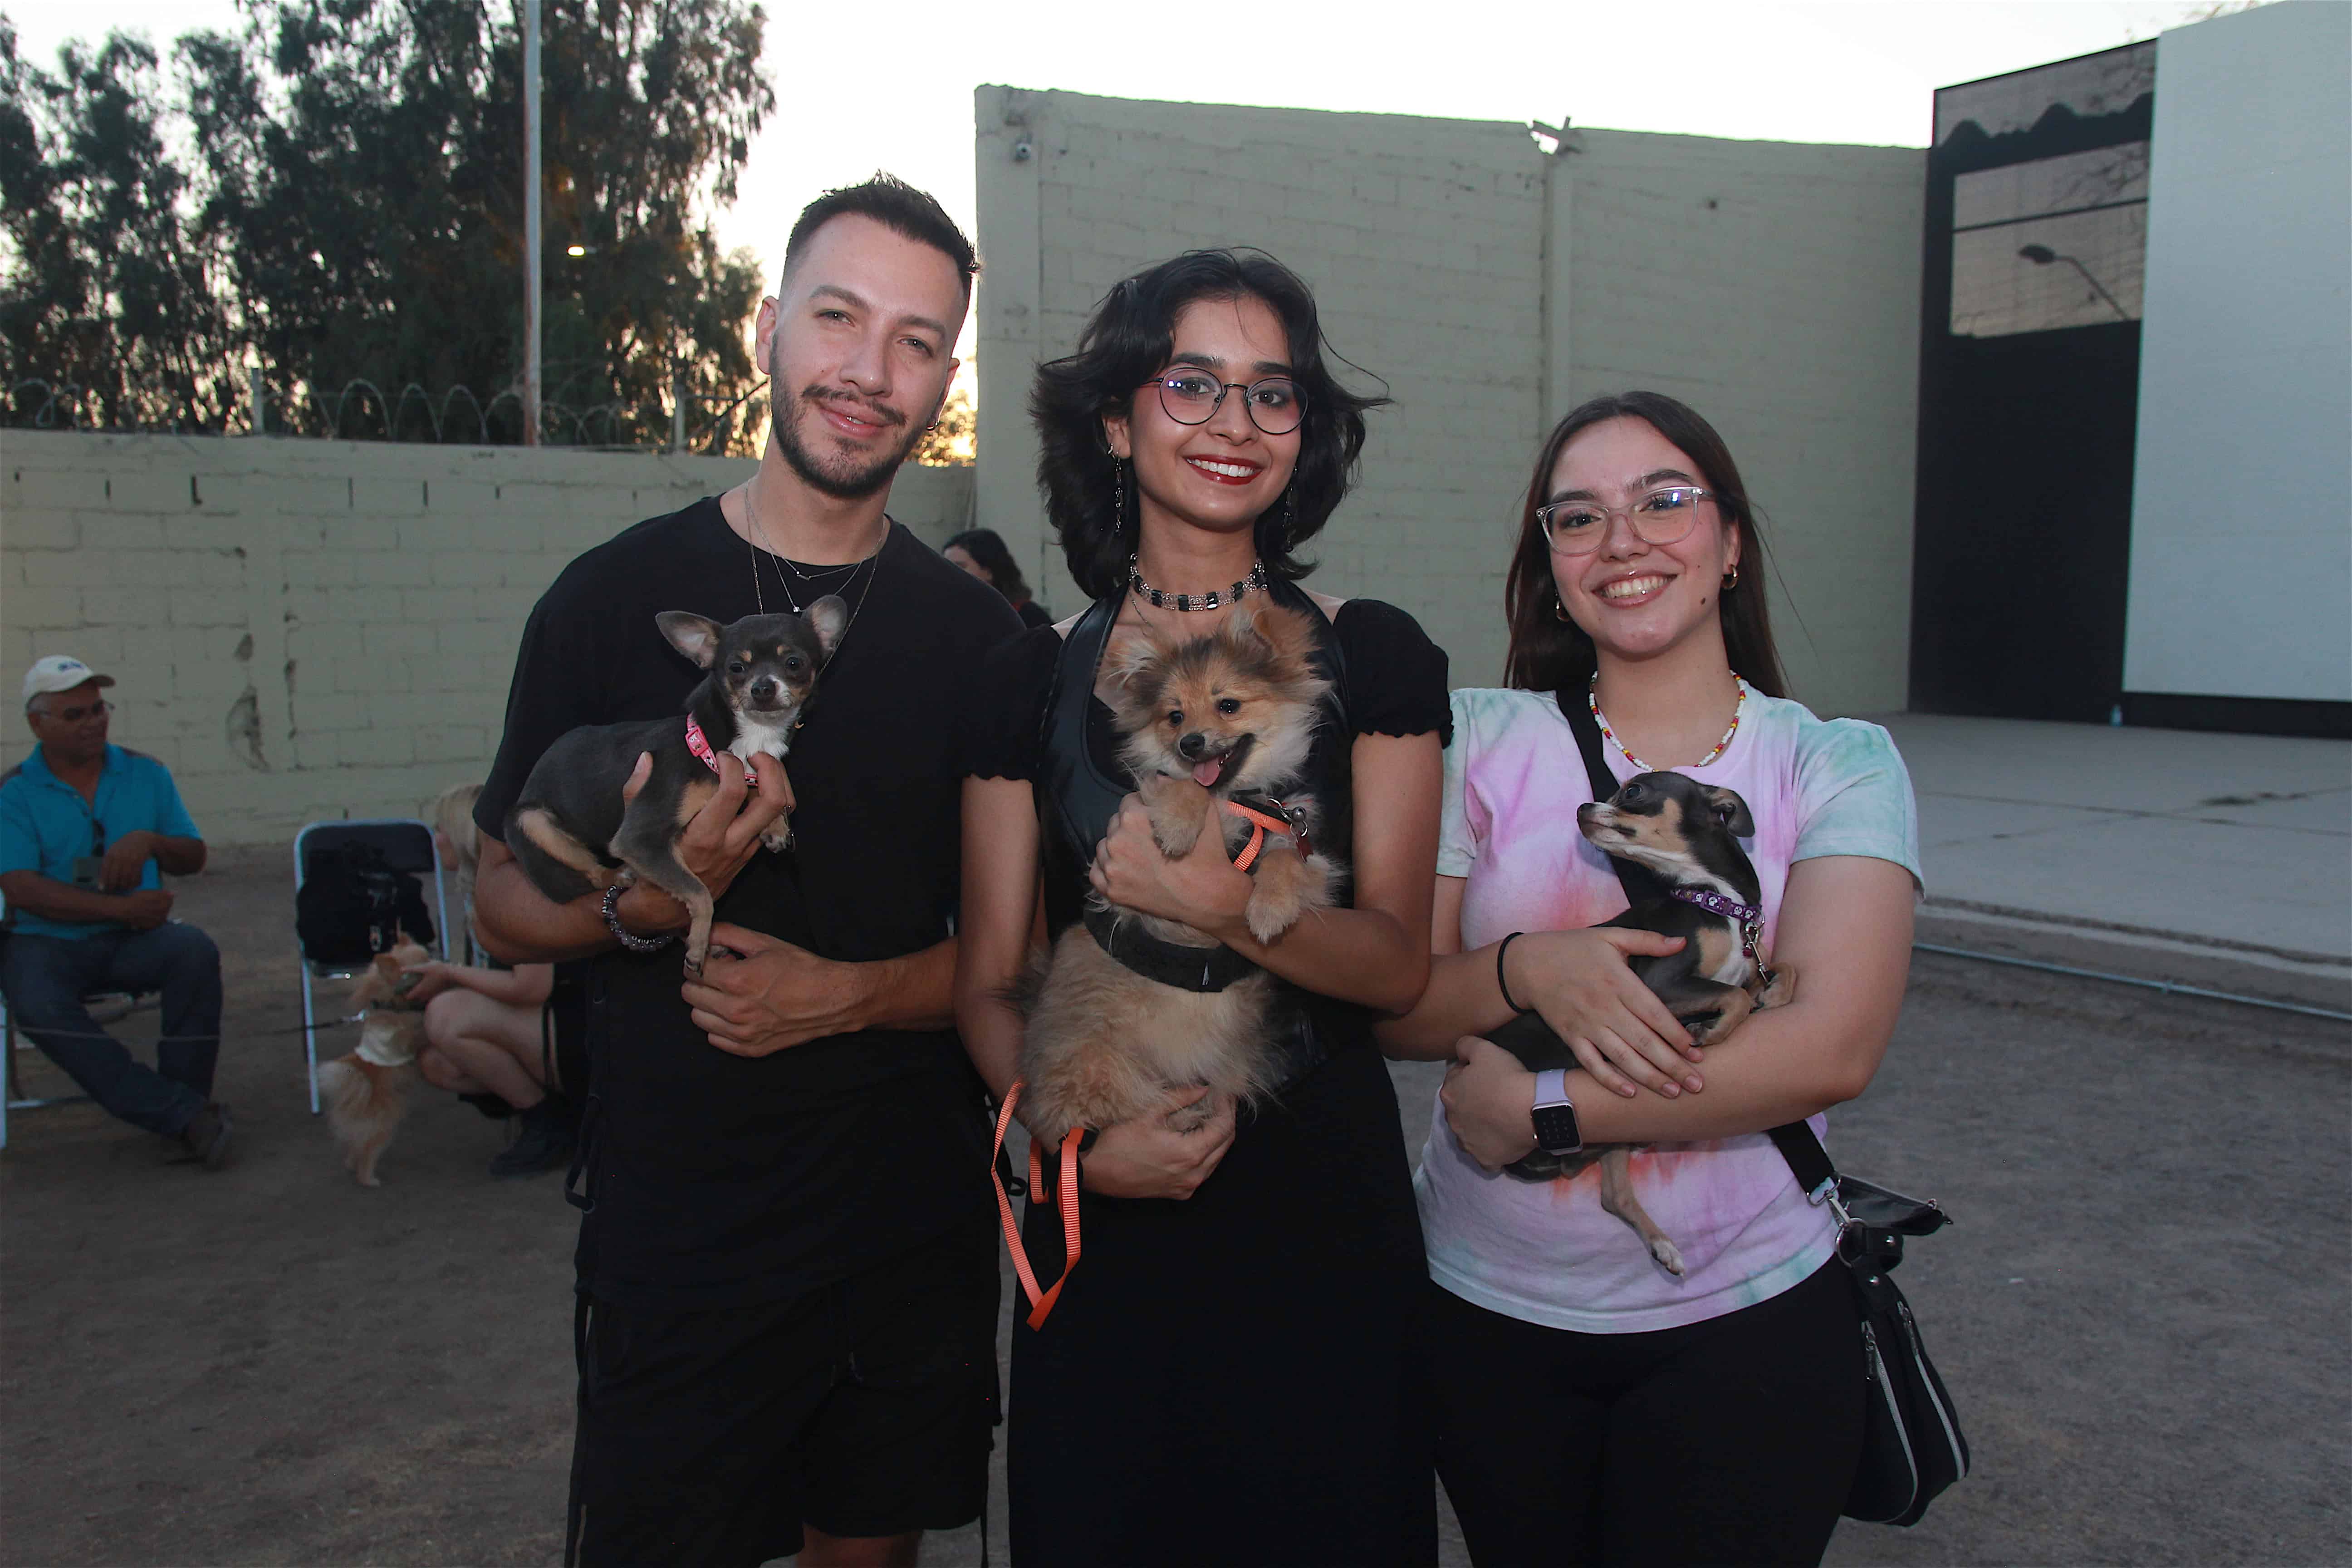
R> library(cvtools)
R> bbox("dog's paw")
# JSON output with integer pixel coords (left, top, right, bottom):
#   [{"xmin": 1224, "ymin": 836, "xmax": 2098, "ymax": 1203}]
[
  {"xmin": 760, "ymin": 820, "xmax": 794, "ymax": 855},
  {"xmin": 1138, "ymin": 775, "xmax": 1209, "ymax": 858},
  {"xmin": 1649, "ymin": 1235, "xmax": 1686, "ymax": 1277},
  {"xmin": 1759, "ymin": 964, "xmax": 1798, "ymax": 1009},
  {"xmin": 1245, "ymin": 883, "xmax": 1305, "ymax": 945}
]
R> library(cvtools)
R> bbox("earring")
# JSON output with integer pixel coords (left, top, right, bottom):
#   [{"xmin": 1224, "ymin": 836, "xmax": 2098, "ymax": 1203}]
[
  {"xmin": 1278, "ymin": 478, "xmax": 1299, "ymax": 547},
  {"xmin": 1553, "ymin": 594, "xmax": 1570, "ymax": 622},
  {"xmin": 1723, "ymin": 562, "xmax": 1740, "ymax": 590},
  {"xmin": 1111, "ymin": 456, "xmax": 1127, "ymax": 530}
]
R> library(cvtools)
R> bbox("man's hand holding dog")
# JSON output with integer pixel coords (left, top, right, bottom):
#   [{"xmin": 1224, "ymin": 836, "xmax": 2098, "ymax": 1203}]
[
  {"xmin": 684, "ymin": 925, "xmax": 864, "ymax": 1056},
  {"xmin": 611, "ymin": 749, "xmax": 793, "ymax": 936}
]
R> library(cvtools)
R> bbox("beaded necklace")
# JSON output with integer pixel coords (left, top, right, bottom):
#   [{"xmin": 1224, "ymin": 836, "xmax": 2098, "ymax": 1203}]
[{"xmin": 1588, "ymin": 672, "xmax": 1747, "ymax": 771}]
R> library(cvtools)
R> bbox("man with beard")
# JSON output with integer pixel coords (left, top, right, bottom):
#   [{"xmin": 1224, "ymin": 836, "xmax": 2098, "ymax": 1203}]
[{"xmin": 471, "ymin": 176, "xmax": 1017, "ymax": 1568}]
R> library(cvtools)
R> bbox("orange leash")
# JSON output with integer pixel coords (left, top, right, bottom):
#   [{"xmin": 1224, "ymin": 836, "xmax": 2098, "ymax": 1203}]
[
  {"xmin": 1222, "ymin": 799, "xmax": 1292, "ymax": 873},
  {"xmin": 991, "ymin": 1082, "xmax": 1085, "ymax": 1329}
]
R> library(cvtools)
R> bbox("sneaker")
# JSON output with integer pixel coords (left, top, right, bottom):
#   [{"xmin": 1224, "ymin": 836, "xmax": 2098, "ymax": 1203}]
[
  {"xmin": 180, "ymin": 1102, "xmax": 234, "ymax": 1170},
  {"xmin": 488, "ymin": 1099, "xmax": 575, "ymax": 1179}
]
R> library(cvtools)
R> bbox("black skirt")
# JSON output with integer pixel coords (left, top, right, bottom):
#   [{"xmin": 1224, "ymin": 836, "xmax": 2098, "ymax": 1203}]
[{"xmin": 1007, "ymin": 1043, "xmax": 1437, "ymax": 1568}]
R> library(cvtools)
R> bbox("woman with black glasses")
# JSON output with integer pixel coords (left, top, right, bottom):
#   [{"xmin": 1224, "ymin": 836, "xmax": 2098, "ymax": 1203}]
[
  {"xmin": 955, "ymin": 250, "xmax": 1445, "ymax": 1565},
  {"xmin": 1377, "ymin": 392, "xmax": 1922, "ymax": 1566}
]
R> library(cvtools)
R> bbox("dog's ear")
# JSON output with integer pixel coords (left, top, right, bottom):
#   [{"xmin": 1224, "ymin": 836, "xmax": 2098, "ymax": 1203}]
[
  {"xmin": 656, "ymin": 612, "xmax": 725, "ymax": 669},
  {"xmin": 1700, "ymin": 785, "xmax": 1754, "ymax": 838},
  {"xmin": 803, "ymin": 595, "xmax": 850, "ymax": 658}
]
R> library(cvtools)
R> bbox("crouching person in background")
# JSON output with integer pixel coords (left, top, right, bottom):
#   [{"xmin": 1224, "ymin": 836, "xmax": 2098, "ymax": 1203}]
[{"xmin": 0, "ymin": 657, "xmax": 231, "ymax": 1167}]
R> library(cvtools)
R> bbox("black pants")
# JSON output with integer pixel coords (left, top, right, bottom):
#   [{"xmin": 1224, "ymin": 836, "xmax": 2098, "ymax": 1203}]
[
  {"xmin": 565, "ymin": 1225, "xmax": 1000, "ymax": 1568},
  {"xmin": 1429, "ymin": 1259, "xmax": 1863, "ymax": 1568}
]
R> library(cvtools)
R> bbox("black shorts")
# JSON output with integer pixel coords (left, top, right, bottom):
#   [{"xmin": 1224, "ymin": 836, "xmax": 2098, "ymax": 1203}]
[{"xmin": 565, "ymin": 1222, "xmax": 1000, "ymax": 1568}]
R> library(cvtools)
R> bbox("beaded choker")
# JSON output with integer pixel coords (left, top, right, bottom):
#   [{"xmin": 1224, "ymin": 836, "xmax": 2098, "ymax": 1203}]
[{"xmin": 1127, "ymin": 554, "xmax": 1266, "ymax": 612}]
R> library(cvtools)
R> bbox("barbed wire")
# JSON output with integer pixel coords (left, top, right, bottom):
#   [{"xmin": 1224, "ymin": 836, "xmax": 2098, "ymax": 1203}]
[{"xmin": 5, "ymin": 374, "xmax": 762, "ymax": 454}]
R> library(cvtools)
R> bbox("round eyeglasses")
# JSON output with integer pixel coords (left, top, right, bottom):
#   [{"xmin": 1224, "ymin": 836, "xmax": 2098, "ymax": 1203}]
[
  {"xmin": 1146, "ymin": 370, "xmax": 1307, "ymax": 436},
  {"xmin": 1537, "ymin": 485, "xmax": 1715, "ymax": 555}
]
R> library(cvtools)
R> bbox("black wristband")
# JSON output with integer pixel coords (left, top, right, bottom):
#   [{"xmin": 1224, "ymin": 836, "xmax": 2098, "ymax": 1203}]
[{"xmin": 1495, "ymin": 931, "xmax": 1527, "ymax": 1014}]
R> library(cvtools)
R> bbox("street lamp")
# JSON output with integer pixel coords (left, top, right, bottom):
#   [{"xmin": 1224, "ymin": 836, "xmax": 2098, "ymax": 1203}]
[{"xmin": 2018, "ymin": 244, "xmax": 2131, "ymax": 323}]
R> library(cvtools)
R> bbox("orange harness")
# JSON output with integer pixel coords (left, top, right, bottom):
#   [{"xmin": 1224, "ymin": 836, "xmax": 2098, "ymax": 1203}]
[{"xmin": 994, "ymin": 795, "xmax": 1303, "ymax": 1328}]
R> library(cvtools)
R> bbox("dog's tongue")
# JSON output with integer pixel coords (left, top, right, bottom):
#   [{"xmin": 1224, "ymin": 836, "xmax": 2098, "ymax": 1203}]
[{"xmin": 1192, "ymin": 757, "xmax": 1224, "ymax": 788}]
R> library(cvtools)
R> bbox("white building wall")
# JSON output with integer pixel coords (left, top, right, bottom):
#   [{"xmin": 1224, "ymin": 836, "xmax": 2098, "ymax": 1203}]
[
  {"xmin": 978, "ymin": 89, "xmax": 1924, "ymax": 710},
  {"xmin": 2125, "ymin": 1, "xmax": 2352, "ymax": 702},
  {"xmin": 0, "ymin": 432, "xmax": 973, "ymax": 843}
]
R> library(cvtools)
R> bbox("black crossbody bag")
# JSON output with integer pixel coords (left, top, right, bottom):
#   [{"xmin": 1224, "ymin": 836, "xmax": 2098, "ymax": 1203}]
[{"xmin": 1554, "ymin": 688, "xmax": 1969, "ymax": 1527}]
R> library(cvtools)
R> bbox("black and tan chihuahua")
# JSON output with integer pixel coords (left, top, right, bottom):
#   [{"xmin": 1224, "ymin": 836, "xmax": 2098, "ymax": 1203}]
[
  {"xmin": 1488, "ymin": 770, "xmax": 1793, "ymax": 1275},
  {"xmin": 504, "ymin": 600, "xmax": 845, "ymax": 973}
]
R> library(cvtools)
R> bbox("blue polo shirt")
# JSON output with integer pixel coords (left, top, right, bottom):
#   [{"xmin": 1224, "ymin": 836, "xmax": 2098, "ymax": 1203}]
[{"xmin": 0, "ymin": 744, "xmax": 202, "ymax": 939}]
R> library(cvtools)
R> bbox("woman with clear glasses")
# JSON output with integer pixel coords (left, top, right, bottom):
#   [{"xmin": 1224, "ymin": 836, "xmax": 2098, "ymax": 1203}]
[
  {"xmin": 956, "ymin": 250, "xmax": 1445, "ymax": 1565},
  {"xmin": 1376, "ymin": 391, "xmax": 1923, "ymax": 1566}
]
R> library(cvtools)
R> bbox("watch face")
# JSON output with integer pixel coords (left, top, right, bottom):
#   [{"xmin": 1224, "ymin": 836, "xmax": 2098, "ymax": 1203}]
[{"xmin": 1532, "ymin": 1101, "xmax": 1582, "ymax": 1156}]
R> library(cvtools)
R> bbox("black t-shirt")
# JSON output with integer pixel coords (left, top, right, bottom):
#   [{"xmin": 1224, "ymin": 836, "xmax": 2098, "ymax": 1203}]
[{"xmin": 477, "ymin": 500, "xmax": 1021, "ymax": 1311}]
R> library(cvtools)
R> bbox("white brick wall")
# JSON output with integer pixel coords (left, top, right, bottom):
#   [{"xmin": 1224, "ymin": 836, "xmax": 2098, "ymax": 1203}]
[
  {"xmin": 0, "ymin": 432, "xmax": 973, "ymax": 843},
  {"xmin": 977, "ymin": 89, "xmax": 1923, "ymax": 711}
]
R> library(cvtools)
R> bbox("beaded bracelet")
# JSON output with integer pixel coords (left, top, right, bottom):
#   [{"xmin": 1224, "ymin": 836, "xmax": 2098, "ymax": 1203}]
[
  {"xmin": 1495, "ymin": 931, "xmax": 1528, "ymax": 1013},
  {"xmin": 602, "ymin": 882, "xmax": 675, "ymax": 953}
]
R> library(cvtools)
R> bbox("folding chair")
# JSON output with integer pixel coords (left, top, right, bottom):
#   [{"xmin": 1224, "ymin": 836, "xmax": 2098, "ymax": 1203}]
[{"xmin": 292, "ymin": 819, "xmax": 450, "ymax": 1113}]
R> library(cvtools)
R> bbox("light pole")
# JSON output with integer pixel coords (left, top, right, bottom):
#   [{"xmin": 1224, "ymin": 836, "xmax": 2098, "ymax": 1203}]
[
  {"xmin": 522, "ymin": 0, "xmax": 543, "ymax": 446},
  {"xmin": 2018, "ymin": 244, "xmax": 2131, "ymax": 323}
]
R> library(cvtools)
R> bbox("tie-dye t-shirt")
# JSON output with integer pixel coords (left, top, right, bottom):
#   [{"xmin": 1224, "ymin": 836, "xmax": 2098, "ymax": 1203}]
[{"xmin": 1416, "ymin": 685, "xmax": 1921, "ymax": 1333}]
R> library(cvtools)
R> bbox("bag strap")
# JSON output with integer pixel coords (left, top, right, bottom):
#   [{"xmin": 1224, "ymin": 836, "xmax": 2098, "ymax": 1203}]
[{"xmin": 1550, "ymin": 685, "xmax": 1828, "ymax": 1198}]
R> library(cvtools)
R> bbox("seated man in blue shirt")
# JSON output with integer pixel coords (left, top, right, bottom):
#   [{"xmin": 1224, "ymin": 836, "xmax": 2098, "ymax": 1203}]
[{"xmin": 0, "ymin": 657, "xmax": 230, "ymax": 1166}]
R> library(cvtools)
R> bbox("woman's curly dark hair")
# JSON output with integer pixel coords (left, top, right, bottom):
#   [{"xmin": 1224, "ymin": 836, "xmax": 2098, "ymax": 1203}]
[{"xmin": 1030, "ymin": 249, "xmax": 1388, "ymax": 602}]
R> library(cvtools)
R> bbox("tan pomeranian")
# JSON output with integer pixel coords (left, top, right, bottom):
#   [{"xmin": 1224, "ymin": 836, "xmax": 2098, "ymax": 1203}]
[
  {"xmin": 317, "ymin": 937, "xmax": 431, "ymax": 1187},
  {"xmin": 1015, "ymin": 603, "xmax": 1341, "ymax": 1150}
]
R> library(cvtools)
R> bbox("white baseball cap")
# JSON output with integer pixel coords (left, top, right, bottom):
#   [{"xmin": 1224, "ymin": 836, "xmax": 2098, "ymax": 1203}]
[{"xmin": 22, "ymin": 655, "xmax": 117, "ymax": 710}]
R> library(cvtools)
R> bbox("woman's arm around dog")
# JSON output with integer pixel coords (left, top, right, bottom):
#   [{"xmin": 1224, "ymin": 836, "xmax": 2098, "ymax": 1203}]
[
  {"xmin": 956, "ymin": 774, "xmax": 1238, "ymax": 1200},
  {"xmin": 1440, "ymin": 854, "xmax": 1915, "ymax": 1167},
  {"xmin": 1087, "ymin": 730, "xmax": 1444, "ymax": 1017},
  {"xmin": 1376, "ymin": 875, "xmax": 1699, "ymax": 1095}
]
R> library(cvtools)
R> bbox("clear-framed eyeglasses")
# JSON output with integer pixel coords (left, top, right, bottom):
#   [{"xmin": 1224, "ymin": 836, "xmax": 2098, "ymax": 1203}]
[
  {"xmin": 1145, "ymin": 370, "xmax": 1307, "ymax": 436},
  {"xmin": 1537, "ymin": 485, "xmax": 1715, "ymax": 555}
]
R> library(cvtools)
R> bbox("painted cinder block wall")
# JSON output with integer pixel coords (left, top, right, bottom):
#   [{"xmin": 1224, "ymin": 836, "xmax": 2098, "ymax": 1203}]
[
  {"xmin": 0, "ymin": 432, "xmax": 974, "ymax": 844},
  {"xmin": 975, "ymin": 87, "xmax": 1923, "ymax": 709}
]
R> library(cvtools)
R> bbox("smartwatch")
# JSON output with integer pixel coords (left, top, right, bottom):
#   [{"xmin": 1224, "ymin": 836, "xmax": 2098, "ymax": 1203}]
[{"xmin": 1530, "ymin": 1068, "xmax": 1583, "ymax": 1156}]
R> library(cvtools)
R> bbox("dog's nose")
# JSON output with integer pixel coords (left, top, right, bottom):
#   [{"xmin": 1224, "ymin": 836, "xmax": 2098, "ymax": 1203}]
[
  {"xmin": 1178, "ymin": 732, "xmax": 1207, "ymax": 760},
  {"xmin": 750, "ymin": 677, "xmax": 779, "ymax": 702}
]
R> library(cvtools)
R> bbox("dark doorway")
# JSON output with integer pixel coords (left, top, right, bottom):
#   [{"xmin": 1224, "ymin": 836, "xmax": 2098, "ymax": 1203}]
[{"xmin": 1911, "ymin": 45, "xmax": 2154, "ymax": 723}]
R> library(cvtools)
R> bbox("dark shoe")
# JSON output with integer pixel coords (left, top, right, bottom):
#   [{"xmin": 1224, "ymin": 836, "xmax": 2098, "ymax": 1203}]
[
  {"xmin": 180, "ymin": 1102, "xmax": 234, "ymax": 1170},
  {"xmin": 488, "ymin": 1099, "xmax": 575, "ymax": 1179}
]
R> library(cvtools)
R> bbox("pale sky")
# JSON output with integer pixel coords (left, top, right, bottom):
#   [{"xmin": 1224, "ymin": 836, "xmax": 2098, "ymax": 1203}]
[{"xmin": 10, "ymin": 0, "xmax": 2220, "ymax": 365}]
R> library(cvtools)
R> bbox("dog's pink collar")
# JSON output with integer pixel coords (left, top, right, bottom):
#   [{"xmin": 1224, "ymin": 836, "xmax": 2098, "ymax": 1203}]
[{"xmin": 684, "ymin": 715, "xmax": 756, "ymax": 787}]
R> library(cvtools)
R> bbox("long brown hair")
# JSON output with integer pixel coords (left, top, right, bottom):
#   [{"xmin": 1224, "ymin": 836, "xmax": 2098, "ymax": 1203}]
[{"xmin": 1503, "ymin": 391, "xmax": 1788, "ymax": 699}]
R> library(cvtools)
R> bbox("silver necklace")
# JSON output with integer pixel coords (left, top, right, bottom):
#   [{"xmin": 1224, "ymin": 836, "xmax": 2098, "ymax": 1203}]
[
  {"xmin": 740, "ymin": 482, "xmax": 886, "ymax": 661},
  {"xmin": 1127, "ymin": 553, "xmax": 1267, "ymax": 611}
]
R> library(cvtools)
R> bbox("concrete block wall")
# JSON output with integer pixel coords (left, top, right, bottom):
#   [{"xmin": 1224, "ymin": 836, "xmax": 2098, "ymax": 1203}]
[
  {"xmin": 978, "ymin": 87, "xmax": 1548, "ymax": 683},
  {"xmin": 978, "ymin": 88, "xmax": 1924, "ymax": 711},
  {"xmin": 0, "ymin": 432, "xmax": 974, "ymax": 843},
  {"xmin": 1558, "ymin": 130, "xmax": 1925, "ymax": 712}
]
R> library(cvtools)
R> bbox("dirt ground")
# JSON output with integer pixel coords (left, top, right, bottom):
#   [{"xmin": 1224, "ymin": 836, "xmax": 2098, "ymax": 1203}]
[{"xmin": 2, "ymin": 848, "xmax": 2346, "ymax": 1566}]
